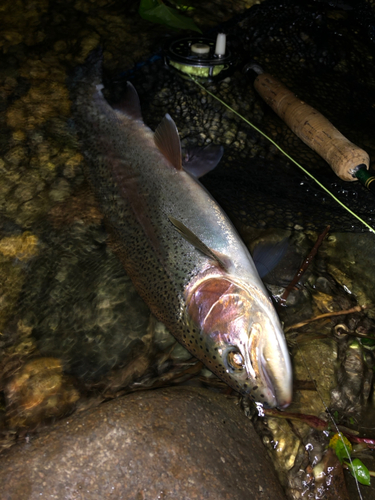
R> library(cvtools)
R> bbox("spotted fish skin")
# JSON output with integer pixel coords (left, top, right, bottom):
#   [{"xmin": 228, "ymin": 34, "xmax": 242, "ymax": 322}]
[{"xmin": 70, "ymin": 50, "xmax": 292, "ymax": 408}]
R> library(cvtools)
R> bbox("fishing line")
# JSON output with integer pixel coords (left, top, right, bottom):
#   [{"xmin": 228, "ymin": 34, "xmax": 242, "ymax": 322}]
[
  {"xmin": 297, "ymin": 344, "xmax": 364, "ymax": 500},
  {"xmin": 187, "ymin": 77, "xmax": 367, "ymax": 497},
  {"xmin": 189, "ymin": 77, "xmax": 375, "ymax": 234}
]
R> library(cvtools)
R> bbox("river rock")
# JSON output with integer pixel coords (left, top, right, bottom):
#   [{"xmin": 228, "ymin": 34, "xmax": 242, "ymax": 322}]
[{"xmin": 0, "ymin": 386, "xmax": 286, "ymax": 500}]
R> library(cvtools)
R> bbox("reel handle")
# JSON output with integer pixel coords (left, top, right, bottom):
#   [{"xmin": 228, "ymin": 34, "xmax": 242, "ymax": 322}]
[{"xmin": 254, "ymin": 72, "xmax": 370, "ymax": 181}]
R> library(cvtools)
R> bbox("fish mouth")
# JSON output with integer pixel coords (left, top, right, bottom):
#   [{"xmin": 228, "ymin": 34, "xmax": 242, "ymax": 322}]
[
  {"xmin": 260, "ymin": 354, "xmax": 275, "ymax": 402},
  {"xmin": 246, "ymin": 315, "xmax": 291, "ymax": 408},
  {"xmin": 260, "ymin": 353, "xmax": 291, "ymax": 409},
  {"xmin": 246, "ymin": 304, "xmax": 292, "ymax": 409},
  {"xmin": 260, "ymin": 326, "xmax": 293, "ymax": 409}
]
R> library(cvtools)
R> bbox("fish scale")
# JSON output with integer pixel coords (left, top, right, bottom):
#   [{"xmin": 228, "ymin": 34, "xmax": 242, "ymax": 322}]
[{"xmin": 69, "ymin": 49, "xmax": 292, "ymax": 408}]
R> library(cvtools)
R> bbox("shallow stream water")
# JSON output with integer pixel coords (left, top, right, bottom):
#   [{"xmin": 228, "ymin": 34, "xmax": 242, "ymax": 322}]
[{"xmin": 1, "ymin": 0, "xmax": 375, "ymax": 498}]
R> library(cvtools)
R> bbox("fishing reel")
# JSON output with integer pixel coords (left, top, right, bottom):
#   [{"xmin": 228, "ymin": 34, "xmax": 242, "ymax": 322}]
[{"xmin": 164, "ymin": 33, "xmax": 236, "ymax": 80}]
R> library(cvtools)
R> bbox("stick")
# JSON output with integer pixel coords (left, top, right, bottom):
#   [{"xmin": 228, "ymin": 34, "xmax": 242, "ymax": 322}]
[
  {"xmin": 279, "ymin": 225, "xmax": 330, "ymax": 305},
  {"xmin": 284, "ymin": 305, "xmax": 363, "ymax": 332}
]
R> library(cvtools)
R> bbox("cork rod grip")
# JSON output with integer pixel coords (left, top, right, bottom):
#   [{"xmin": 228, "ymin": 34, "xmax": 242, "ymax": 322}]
[{"xmin": 254, "ymin": 73, "xmax": 370, "ymax": 182}]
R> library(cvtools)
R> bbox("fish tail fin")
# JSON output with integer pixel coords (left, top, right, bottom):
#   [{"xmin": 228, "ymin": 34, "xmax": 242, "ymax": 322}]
[{"xmin": 67, "ymin": 47, "xmax": 103, "ymax": 96}]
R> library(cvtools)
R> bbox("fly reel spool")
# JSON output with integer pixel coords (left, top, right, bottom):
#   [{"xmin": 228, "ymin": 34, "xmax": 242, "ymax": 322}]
[{"xmin": 165, "ymin": 33, "xmax": 235, "ymax": 80}]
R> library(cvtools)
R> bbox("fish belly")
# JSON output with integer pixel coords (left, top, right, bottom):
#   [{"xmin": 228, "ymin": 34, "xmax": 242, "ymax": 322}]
[{"xmin": 73, "ymin": 89, "xmax": 246, "ymax": 341}]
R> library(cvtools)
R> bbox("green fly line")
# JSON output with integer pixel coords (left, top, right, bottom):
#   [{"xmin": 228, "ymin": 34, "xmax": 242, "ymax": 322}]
[
  {"xmin": 190, "ymin": 77, "xmax": 375, "ymax": 234},
  {"xmin": 190, "ymin": 76, "xmax": 367, "ymax": 499}
]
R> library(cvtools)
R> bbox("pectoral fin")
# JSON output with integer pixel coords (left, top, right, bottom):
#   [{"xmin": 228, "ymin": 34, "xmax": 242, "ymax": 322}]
[
  {"xmin": 252, "ymin": 237, "xmax": 289, "ymax": 278},
  {"xmin": 168, "ymin": 216, "xmax": 229, "ymax": 271},
  {"xmin": 183, "ymin": 144, "xmax": 224, "ymax": 178}
]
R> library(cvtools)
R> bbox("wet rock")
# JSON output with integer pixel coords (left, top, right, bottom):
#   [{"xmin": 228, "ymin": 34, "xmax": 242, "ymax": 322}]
[
  {"xmin": 0, "ymin": 387, "xmax": 287, "ymax": 500},
  {"xmin": 262, "ymin": 417, "xmax": 300, "ymax": 472},
  {"xmin": 331, "ymin": 339, "xmax": 371, "ymax": 414},
  {"xmin": 324, "ymin": 233, "xmax": 375, "ymax": 312},
  {"xmin": 312, "ymin": 448, "xmax": 350, "ymax": 500},
  {"xmin": 290, "ymin": 339, "xmax": 337, "ymax": 425}
]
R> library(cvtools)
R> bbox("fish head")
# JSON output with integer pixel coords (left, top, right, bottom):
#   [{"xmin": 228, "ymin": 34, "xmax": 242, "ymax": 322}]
[{"xmin": 186, "ymin": 275, "xmax": 292, "ymax": 408}]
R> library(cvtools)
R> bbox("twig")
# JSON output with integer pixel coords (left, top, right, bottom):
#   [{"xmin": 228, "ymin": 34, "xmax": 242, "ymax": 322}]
[
  {"xmin": 343, "ymin": 433, "xmax": 375, "ymax": 449},
  {"xmin": 263, "ymin": 408, "xmax": 375, "ymax": 449},
  {"xmin": 279, "ymin": 225, "xmax": 330, "ymax": 306},
  {"xmin": 263, "ymin": 408, "xmax": 329, "ymax": 430},
  {"xmin": 284, "ymin": 305, "xmax": 363, "ymax": 332}
]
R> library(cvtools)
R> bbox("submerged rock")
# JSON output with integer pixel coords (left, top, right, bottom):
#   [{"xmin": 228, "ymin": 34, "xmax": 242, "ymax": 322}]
[
  {"xmin": 4, "ymin": 357, "xmax": 79, "ymax": 429},
  {"xmin": 0, "ymin": 387, "xmax": 286, "ymax": 500}
]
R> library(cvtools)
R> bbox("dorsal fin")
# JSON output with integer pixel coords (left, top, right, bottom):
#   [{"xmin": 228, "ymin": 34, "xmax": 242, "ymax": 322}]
[
  {"xmin": 112, "ymin": 82, "xmax": 143, "ymax": 121},
  {"xmin": 168, "ymin": 216, "xmax": 229, "ymax": 271},
  {"xmin": 154, "ymin": 114, "xmax": 182, "ymax": 170}
]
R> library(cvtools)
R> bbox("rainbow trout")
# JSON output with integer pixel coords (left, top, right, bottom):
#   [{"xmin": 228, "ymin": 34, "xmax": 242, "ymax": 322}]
[{"xmin": 70, "ymin": 50, "xmax": 292, "ymax": 408}]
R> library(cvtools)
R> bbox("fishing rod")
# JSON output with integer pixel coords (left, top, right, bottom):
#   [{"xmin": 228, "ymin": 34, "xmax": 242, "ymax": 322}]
[
  {"xmin": 247, "ymin": 64, "xmax": 375, "ymax": 193},
  {"xmin": 188, "ymin": 76, "xmax": 375, "ymax": 233},
  {"xmin": 163, "ymin": 33, "xmax": 375, "ymax": 231},
  {"xmin": 164, "ymin": 32, "xmax": 373, "ymax": 191}
]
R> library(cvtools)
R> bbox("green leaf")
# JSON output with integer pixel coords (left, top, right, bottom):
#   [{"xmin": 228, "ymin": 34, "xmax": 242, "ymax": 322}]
[
  {"xmin": 360, "ymin": 337, "xmax": 375, "ymax": 349},
  {"xmin": 168, "ymin": 0, "xmax": 195, "ymax": 11},
  {"xmin": 333, "ymin": 410, "xmax": 339, "ymax": 421},
  {"xmin": 335, "ymin": 439, "xmax": 351, "ymax": 464},
  {"xmin": 345, "ymin": 459, "xmax": 371, "ymax": 486},
  {"xmin": 139, "ymin": 0, "xmax": 158, "ymax": 10},
  {"xmin": 139, "ymin": 0, "xmax": 202, "ymax": 33}
]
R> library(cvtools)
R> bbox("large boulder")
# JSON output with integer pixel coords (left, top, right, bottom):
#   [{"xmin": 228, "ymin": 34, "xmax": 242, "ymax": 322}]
[{"xmin": 0, "ymin": 387, "xmax": 286, "ymax": 499}]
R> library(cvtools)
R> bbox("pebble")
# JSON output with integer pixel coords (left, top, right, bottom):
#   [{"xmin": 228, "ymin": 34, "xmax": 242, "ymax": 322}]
[
  {"xmin": 0, "ymin": 231, "xmax": 39, "ymax": 260},
  {"xmin": 0, "ymin": 387, "xmax": 287, "ymax": 500},
  {"xmin": 5, "ymin": 357, "xmax": 79, "ymax": 428}
]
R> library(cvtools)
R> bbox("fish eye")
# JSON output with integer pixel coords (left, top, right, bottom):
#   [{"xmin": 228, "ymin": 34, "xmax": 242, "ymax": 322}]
[{"xmin": 223, "ymin": 347, "xmax": 245, "ymax": 373}]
